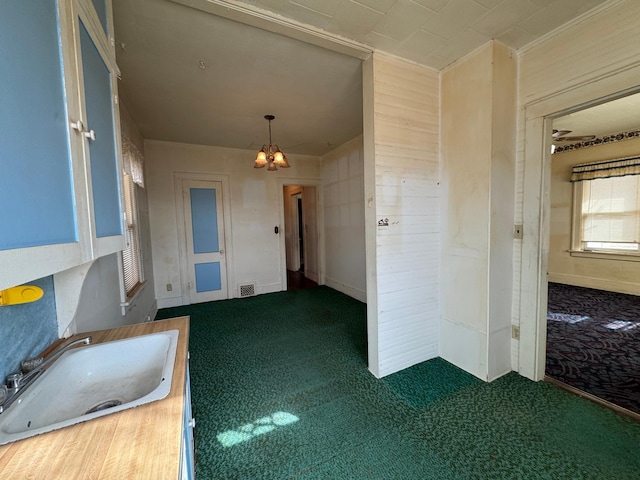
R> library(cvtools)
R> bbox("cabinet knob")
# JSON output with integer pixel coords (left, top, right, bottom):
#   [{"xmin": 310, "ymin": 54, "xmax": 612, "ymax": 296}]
[{"xmin": 84, "ymin": 130, "xmax": 96, "ymax": 141}]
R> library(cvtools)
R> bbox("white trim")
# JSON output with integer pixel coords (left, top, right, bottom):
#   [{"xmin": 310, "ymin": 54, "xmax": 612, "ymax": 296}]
[
  {"xmin": 568, "ymin": 250, "xmax": 640, "ymax": 261},
  {"xmin": 324, "ymin": 276, "xmax": 366, "ymax": 303},
  {"xmin": 518, "ymin": 0, "xmax": 624, "ymax": 56},
  {"xmin": 173, "ymin": 172, "xmax": 234, "ymax": 304},
  {"xmin": 157, "ymin": 296, "xmax": 184, "ymax": 309},
  {"xmin": 362, "ymin": 54, "xmax": 379, "ymax": 378},
  {"xmin": 146, "ymin": 299, "xmax": 158, "ymax": 322},
  {"xmin": 168, "ymin": 0, "xmax": 371, "ymax": 61},
  {"xmin": 548, "ymin": 272, "xmax": 640, "ymax": 296},
  {"xmin": 277, "ymin": 177, "xmax": 325, "ymax": 291}
]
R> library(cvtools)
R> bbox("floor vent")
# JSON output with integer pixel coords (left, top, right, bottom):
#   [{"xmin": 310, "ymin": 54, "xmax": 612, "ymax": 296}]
[{"xmin": 238, "ymin": 283, "xmax": 256, "ymax": 298}]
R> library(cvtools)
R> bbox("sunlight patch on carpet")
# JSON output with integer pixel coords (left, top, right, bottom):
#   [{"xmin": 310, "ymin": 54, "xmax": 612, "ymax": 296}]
[
  {"xmin": 603, "ymin": 320, "xmax": 638, "ymax": 331},
  {"xmin": 216, "ymin": 411, "xmax": 299, "ymax": 447},
  {"xmin": 547, "ymin": 312, "xmax": 591, "ymax": 324}
]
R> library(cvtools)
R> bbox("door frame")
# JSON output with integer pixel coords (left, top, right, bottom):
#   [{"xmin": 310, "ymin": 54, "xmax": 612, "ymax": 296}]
[
  {"xmin": 290, "ymin": 191, "xmax": 303, "ymax": 272},
  {"xmin": 174, "ymin": 172, "xmax": 234, "ymax": 304},
  {"xmin": 519, "ymin": 67, "xmax": 640, "ymax": 381},
  {"xmin": 278, "ymin": 177, "xmax": 324, "ymax": 290}
]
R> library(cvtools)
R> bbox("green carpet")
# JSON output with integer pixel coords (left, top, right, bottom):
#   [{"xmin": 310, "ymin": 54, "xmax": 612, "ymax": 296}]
[{"xmin": 156, "ymin": 287, "xmax": 640, "ymax": 479}]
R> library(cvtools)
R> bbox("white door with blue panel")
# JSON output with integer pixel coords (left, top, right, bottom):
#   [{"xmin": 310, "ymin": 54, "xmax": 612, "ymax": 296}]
[{"xmin": 183, "ymin": 180, "xmax": 227, "ymax": 303}]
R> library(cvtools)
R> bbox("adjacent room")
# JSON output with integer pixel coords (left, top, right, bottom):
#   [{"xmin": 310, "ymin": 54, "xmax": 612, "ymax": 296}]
[{"xmin": 546, "ymin": 94, "xmax": 640, "ymax": 415}]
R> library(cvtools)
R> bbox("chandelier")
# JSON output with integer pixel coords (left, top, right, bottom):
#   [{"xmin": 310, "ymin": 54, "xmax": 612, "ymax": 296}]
[{"xmin": 254, "ymin": 115, "xmax": 290, "ymax": 171}]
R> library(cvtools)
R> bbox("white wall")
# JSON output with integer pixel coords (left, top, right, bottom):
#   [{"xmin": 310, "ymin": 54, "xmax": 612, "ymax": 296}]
[
  {"xmin": 364, "ymin": 52, "xmax": 440, "ymax": 378},
  {"xmin": 516, "ymin": 0, "xmax": 640, "ymax": 379},
  {"xmin": 549, "ymin": 137, "xmax": 640, "ymax": 295},
  {"xmin": 440, "ymin": 41, "xmax": 516, "ymax": 381},
  {"xmin": 56, "ymin": 101, "xmax": 157, "ymax": 335},
  {"xmin": 145, "ymin": 140, "xmax": 321, "ymax": 308},
  {"xmin": 321, "ymin": 135, "xmax": 366, "ymax": 301}
]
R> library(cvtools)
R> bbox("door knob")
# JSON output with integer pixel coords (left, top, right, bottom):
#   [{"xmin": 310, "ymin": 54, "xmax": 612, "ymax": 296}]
[{"xmin": 219, "ymin": 249, "xmax": 224, "ymax": 255}]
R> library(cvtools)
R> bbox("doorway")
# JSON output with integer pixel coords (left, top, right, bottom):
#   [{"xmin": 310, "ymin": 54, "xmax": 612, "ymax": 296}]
[
  {"xmin": 283, "ymin": 185, "xmax": 318, "ymax": 290},
  {"xmin": 543, "ymin": 97, "xmax": 640, "ymax": 415},
  {"xmin": 174, "ymin": 173, "xmax": 233, "ymax": 306},
  {"xmin": 519, "ymin": 72, "xmax": 640, "ymax": 417},
  {"xmin": 182, "ymin": 179, "xmax": 228, "ymax": 303}
]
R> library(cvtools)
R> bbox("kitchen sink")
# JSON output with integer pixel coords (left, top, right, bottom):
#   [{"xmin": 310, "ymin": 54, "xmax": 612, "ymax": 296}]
[{"xmin": 0, "ymin": 329, "xmax": 179, "ymax": 445}]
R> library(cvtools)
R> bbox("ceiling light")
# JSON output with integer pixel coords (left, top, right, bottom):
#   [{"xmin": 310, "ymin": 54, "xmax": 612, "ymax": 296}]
[{"xmin": 254, "ymin": 115, "xmax": 290, "ymax": 171}]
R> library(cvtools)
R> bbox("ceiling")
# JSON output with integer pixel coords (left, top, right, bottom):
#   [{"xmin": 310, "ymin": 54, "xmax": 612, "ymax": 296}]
[
  {"xmin": 553, "ymin": 92, "xmax": 640, "ymax": 143},
  {"xmin": 113, "ymin": 0, "xmax": 363, "ymax": 156},
  {"xmin": 113, "ymin": 0, "xmax": 622, "ymax": 157},
  {"xmin": 218, "ymin": 0, "xmax": 609, "ymax": 70}
]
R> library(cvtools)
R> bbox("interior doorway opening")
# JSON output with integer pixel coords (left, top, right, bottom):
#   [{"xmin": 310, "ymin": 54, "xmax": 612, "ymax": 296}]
[
  {"xmin": 283, "ymin": 185, "xmax": 318, "ymax": 291},
  {"xmin": 542, "ymin": 93, "xmax": 640, "ymax": 417}
]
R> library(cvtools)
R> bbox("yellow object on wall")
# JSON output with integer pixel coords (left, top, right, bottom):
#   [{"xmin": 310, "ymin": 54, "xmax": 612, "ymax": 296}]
[{"xmin": 0, "ymin": 286, "xmax": 44, "ymax": 306}]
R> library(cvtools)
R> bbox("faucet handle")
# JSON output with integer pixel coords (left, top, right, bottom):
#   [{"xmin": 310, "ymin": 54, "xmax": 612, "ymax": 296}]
[{"xmin": 6, "ymin": 373, "xmax": 22, "ymax": 390}]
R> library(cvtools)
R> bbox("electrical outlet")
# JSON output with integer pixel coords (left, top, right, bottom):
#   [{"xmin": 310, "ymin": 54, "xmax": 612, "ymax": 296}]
[
  {"xmin": 512, "ymin": 325, "xmax": 520, "ymax": 340},
  {"xmin": 514, "ymin": 224, "xmax": 523, "ymax": 239},
  {"xmin": 166, "ymin": 283, "xmax": 172, "ymax": 292}
]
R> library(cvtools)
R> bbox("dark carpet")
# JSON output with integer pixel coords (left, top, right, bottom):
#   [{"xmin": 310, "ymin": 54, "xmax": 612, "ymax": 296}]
[
  {"xmin": 158, "ymin": 287, "xmax": 640, "ymax": 479},
  {"xmin": 546, "ymin": 282, "xmax": 640, "ymax": 414}
]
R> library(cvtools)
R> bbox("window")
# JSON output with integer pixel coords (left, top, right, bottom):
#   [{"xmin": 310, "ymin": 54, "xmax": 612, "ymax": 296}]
[
  {"xmin": 571, "ymin": 156, "xmax": 640, "ymax": 257},
  {"xmin": 119, "ymin": 134, "xmax": 145, "ymax": 310},
  {"xmin": 122, "ymin": 172, "xmax": 143, "ymax": 296}
]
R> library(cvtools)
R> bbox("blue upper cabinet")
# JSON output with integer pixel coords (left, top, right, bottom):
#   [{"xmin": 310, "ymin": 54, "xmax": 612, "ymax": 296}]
[
  {"xmin": 0, "ymin": 1, "xmax": 78, "ymax": 250},
  {"xmin": 0, "ymin": 0, "xmax": 124, "ymax": 292},
  {"xmin": 80, "ymin": 20, "xmax": 122, "ymax": 238}
]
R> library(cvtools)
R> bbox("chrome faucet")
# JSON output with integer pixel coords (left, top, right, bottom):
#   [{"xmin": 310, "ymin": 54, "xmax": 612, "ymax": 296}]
[{"xmin": 0, "ymin": 336, "xmax": 92, "ymax": 414}]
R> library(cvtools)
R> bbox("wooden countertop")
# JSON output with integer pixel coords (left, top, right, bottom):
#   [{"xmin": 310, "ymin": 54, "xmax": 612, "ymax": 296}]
[{"xmin": 0, "ymin": 316, "xmax": 190, "ymax": 480}]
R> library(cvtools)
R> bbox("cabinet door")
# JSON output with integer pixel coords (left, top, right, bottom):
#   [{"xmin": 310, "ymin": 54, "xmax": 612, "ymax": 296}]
[
  {"xmin": 79, "ymin": 19, "xmax": 122, "ymax": 239},
  {"xmin": 73, "ymin": 0, "xmax": 125, "ymax": 258},
  {"xmin": 0, "ymin": 0, "xmax": 86, "ymax": 291},
  {"xmin": 181, "ymin": 361, "xmax": 196, "ymax": 480},
  {"xmin": 0, "ymin": 1, "xmax": 77, "ymax": 251},
  {"xmin": 0, "ymin": 0, "xmax": 123, "ymax": 291}
]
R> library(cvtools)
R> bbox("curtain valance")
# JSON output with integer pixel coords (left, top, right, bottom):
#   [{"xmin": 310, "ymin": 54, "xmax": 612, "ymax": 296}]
[
  {"xmin": 570, "ymin": 155, "xmax": 640, "ymax": 182},
  {"xmin": 122, "ymin": 134, "xmax": 145, "ymax": 187}
]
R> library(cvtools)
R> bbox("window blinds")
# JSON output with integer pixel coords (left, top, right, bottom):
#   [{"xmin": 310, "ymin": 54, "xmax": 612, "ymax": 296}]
[
  {"xmin": 122, "ymin": 173, "xmax": 142, "ymax": 295},
  {"xmin": 581, "ymin": 175, "xmax": 640, "ymax": 244}
]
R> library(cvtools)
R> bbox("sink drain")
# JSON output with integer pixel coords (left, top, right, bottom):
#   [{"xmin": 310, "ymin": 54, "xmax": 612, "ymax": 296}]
[{"xmin": 84, "ymin": 399, "xmax": 123, "ymax": 415}]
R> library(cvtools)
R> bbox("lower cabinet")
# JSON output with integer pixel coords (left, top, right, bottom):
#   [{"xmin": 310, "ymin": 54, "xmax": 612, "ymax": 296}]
[{"xmin": 180, "ymin": 356, "xmax": 196, "ymax": 479}]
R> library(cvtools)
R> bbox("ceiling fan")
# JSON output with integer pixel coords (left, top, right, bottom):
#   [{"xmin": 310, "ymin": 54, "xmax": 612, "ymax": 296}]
[{"xmin": 552, "ymin": 129, "xmax": 596, "ymax": 142}]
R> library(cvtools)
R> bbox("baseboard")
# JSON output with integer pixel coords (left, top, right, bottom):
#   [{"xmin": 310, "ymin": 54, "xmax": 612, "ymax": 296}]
[
  {"xmin": 257, "ymin": 282, "xmax": 282, "ymax": 295},
  {"xmin": 323, "ymin": 276, "xmax": 366, "ymax": 302},
  {"xmin": 147, "ymin": 300, "xmax": 158, "ymax": 321},
  {"xmin": 157, "ymin": 297, "xmax": 184, "ymax": 309},
  {"xmin": 548, "ymin": 273, "xmax": 640, "ymax": 296},
  {"xmin": 545, "ymin": 376, "xmax": 640, "ymax": 422}
]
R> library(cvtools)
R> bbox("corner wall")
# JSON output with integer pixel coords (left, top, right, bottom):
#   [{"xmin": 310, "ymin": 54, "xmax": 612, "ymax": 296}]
[
  {"xmin": 321, "ymin": 135, "xmax": 366, "ymax": 301},
  {"xmin": 440, "ymin": 41, "xmax": 516, "ymax": 381},
  {"xmin": 365, "ymin": 52, "xmax": 440, "ymax": 378}
]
